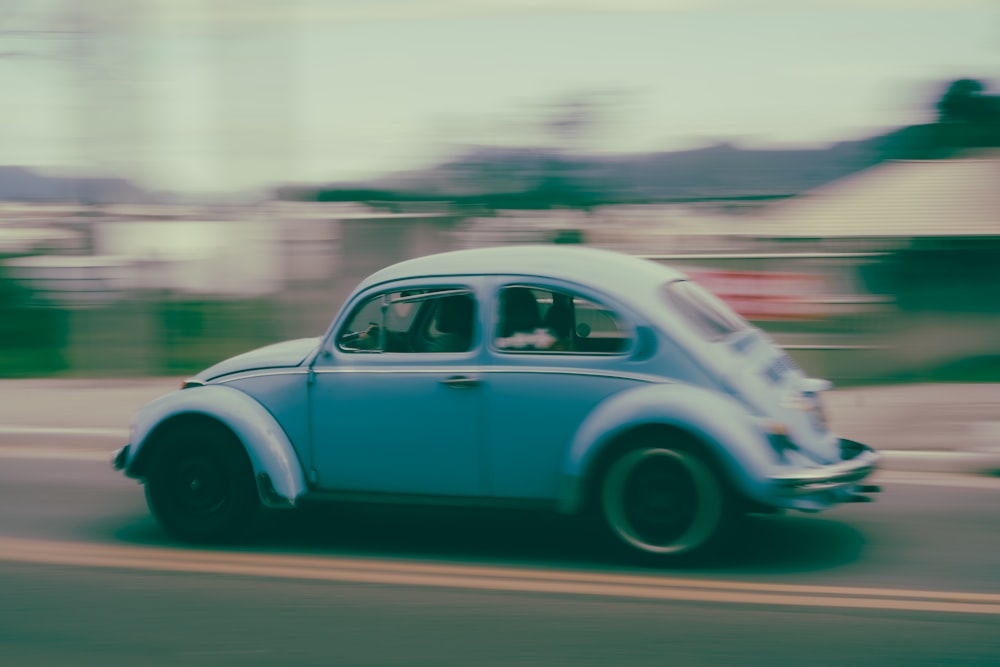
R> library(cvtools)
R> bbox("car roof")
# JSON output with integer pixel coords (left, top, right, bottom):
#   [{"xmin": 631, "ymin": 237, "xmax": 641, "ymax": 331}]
[{"xmin": 356, "ymin": 245, "xmax": 688, "ymax": 301}]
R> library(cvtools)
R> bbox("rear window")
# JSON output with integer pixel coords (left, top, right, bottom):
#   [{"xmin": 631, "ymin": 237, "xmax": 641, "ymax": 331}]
[{"xmin": 663, "ymin": 280, "xmax": 750, "ymax": 340}]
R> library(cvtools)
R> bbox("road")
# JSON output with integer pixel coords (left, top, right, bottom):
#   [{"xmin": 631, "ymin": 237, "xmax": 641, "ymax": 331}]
[
  {"xmin": 4, "ymin": 379, "xmax": 1000, "ymax": 472},
  {"xmin": 0, "ymin": 451, "xmax": 998, "ymax": 666}
]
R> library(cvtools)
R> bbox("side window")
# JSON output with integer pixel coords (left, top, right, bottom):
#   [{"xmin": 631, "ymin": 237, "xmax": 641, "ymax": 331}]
[
  {"xmin": 338, "ymin": 288, "xmax": 477, "ymax": 354},
  {"xmin": 662, "ymin": 281, "xmax": 749, "ymax": 341},
  {"xmin": 494, "ymin": 286, "xmax": 631, "ymax": 354}
]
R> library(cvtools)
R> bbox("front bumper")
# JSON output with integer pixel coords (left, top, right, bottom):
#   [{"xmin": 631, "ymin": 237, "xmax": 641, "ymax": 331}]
[
  {"xmin": 112, "ymin": 444, "xmax": 130, "ymax": 472},
  {"xmin": 768, "ymin": 438, "xmax": 880, "ymax": 510}
]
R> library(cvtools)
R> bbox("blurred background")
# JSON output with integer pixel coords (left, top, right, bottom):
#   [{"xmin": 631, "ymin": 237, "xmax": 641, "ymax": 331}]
[{"xmin": 1, "ymin": 0, "xmax": 999, "ymax": 383}]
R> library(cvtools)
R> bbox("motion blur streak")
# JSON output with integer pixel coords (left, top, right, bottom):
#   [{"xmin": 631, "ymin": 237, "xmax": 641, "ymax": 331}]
[
  {"xmin": 2, "ymin": 537, "xmax": 999, "ymax": 615},
  {"xmin": 0, "ymin": 445, "xmax": 108, "ymax": 461},
  {"xmin": 3, "ymin": 4, "xmax": 1000, "ymax": 385}
]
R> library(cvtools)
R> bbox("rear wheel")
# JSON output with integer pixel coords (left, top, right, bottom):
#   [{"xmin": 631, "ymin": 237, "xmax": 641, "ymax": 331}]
[
  {"xmin": 144, "ymin": 422, "xmax": 259, "ymax": 543},
  {"xmin": 601, "ymin": 445, "xmax": 730, "ymax": 563}
]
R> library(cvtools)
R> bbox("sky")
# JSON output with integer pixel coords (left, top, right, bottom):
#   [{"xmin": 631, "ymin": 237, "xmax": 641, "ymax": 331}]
[{"xmin": 0, "ymin": 0, "xmax": 997, "ymax": 193}]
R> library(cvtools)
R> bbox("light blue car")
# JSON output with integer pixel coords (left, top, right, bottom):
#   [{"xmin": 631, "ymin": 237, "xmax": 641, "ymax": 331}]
[{"xmin": 113, "ymin": 245, "xmax": 879, "ymax": 562}]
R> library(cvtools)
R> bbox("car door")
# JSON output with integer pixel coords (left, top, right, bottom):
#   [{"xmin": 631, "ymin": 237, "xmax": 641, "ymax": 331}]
[
  {"xmin": 481, "ymin": 279, "xmax": 644, "ymax": 501},
  {"xmin": 309, "ymin": 281, "xmax": 486, "ymax": 497}
]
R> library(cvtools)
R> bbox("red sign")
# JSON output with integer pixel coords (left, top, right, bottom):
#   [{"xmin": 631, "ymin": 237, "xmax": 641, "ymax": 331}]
[{"xmin": 685, "ymin": 268, "xmax": 829, "ymax": 321}]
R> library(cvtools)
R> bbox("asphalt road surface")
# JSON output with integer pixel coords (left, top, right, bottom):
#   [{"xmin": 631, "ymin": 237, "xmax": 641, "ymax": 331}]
[{"xmin": 0, "ymin": 452, "xmax": 998, "ymax": 666}]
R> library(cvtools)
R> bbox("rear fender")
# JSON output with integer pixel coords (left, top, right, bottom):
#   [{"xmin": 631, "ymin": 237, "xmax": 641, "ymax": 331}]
[
  {"xmin": 123, "ymin": 385, "xmax": 308, "ymax": 508},
  {"xmin": 557, "ymin": 383, "xmax": 775, "ymax": 514}
]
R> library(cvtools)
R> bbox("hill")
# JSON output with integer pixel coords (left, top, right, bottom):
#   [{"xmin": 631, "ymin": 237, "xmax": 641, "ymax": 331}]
[
  {"xmin": 288, "ymin": 125, "xmax": 931, "ymax": 207},
  {"xmin": 0, "ymin": 166, "xmax": 154, "ymax": 204}
]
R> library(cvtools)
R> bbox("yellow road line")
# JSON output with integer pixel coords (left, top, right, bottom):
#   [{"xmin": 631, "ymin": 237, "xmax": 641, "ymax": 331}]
[{"xmin": 1, "ymin": 537, "xmax": 997, "ymax": 615}]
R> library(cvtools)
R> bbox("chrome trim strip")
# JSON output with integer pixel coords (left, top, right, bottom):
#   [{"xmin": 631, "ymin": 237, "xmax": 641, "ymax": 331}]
[
  {"xmin": 212, "ymin": 365, "xmax": 666, "ymax": 385},
  {"xmin": 770, "ymin": 449, "xmax": 880, "ymax": 491},
  {"xmin": 387, "ymin": 287, "xmax": 472, "ymax": 304},
  {"xmin": 491, "ymin": 349, "xmax": 628, "ymax": 357},
  {"xmin": 310, "ymin": 366, "xmax": 668, "ymax": 384},
  {"xmin": 212, "ymin": 368, "xmax": 310, "ymax": 384}
]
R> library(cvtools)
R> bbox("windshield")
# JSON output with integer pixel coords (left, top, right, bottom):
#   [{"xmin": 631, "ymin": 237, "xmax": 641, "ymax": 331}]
[{"xmin": 663, "ymin": 280, "xmax": 750, "ymax": 341}]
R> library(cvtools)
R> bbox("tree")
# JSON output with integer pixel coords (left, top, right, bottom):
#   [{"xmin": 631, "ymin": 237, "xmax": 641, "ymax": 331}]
[
  {"xmin": 929, "ymin": 78, "xmax": 1000, "ymax": 153},
  {"xmin": 937, "ymin": 79, "xmax": 992, "ymax": 124}
]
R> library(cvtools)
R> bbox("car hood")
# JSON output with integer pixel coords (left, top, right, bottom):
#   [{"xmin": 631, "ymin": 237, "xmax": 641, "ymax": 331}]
[{"xmin": 194, "ymin": 337, "xmax": 321, "ymax": 382}]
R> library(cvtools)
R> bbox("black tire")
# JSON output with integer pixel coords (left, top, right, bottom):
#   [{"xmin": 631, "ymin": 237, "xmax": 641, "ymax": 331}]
[
  {"xmin": 144, "ymin": 421, "xmax": 259, "ymax": 543},
  {"xmin": 600, "ymin": 444, "xmax": 731, "ymax": 564}
]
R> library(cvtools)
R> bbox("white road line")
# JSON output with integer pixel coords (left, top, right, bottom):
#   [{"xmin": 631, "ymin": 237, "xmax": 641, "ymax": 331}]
[
  {"xmin": 1, "ymin": 447, "xmax": 998, "ymax": 491},
  {"xmin": 0, "ymin": 446, "xmax": 110, "ymax": 462},
  {"xmin": 882, "ymin": 450, "xmax": 999, "ymax": 462},
  {"xmin": 0, "ymin": 537, "xmax": 997, "ymax": 615},
  {"xmin": 874, "ymin": 471, "xmax": 1000, "ymax": 490},
  {"xmin": 0, "ymin": 425, "xmax": 127, "ymax": 438}
]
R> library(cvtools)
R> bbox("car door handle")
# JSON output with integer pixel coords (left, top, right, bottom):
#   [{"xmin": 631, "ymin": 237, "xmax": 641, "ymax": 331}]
[{"xmin": 440, "ymin": 375, "xmax": 481, "ymax": 389}]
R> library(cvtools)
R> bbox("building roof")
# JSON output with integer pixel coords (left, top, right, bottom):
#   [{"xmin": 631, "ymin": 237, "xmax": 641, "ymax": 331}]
[{"xmin": 748, "ymin": 153, "xmax": 1000, "ymax": 238}]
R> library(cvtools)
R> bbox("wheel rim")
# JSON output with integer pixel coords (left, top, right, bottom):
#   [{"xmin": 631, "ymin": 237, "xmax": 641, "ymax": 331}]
[
  {"xmin": 170, "ymin": 454, "xmax": 228, "ymax": 517},
  {"xmin": 603, "ymin": 448, "xmax": 723, "ymax": 555}
]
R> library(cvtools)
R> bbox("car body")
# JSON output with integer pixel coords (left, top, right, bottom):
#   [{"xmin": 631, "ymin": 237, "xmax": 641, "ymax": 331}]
[{"xmin": 113, "ymin": 245, "xmax": 879, "ymax": 561}]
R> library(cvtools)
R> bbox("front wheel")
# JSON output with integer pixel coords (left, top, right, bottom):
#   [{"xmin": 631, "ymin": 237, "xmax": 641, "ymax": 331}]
[
  {"xmin": 144, "ymin": 423, "xmax": 259, "ymax": 543},
  {"xmin": 601, "ymin": 445, "xmax": 730, "ymax": 564}
]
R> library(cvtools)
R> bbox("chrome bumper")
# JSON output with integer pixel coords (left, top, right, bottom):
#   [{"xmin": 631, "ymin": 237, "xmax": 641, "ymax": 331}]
[
  {"xmin": 111, "ymin": 444, "xmax": 130, "ymax": 471},
  {"xmin": 770, "ymin": 439, "xmax": 880, "ymax": 499}
]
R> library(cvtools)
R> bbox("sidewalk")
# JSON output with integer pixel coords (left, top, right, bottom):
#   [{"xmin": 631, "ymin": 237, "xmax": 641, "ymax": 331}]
[
  {"xmin": 825, "ymin": 384, "xmax": 1000, "ymax": 474},
  {"xmin": 0, "ymin": 378, "xmax": 998, "ymax": 474}
]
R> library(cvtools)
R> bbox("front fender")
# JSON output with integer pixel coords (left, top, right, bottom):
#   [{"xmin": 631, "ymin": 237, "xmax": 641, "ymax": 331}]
[
  {"xmin": 557, "ymin": 383, "xmax": 775, "ymax": 513},
  {"xmin": 123, "ymin": 385, "xmax": 308, "ymax": 508}
]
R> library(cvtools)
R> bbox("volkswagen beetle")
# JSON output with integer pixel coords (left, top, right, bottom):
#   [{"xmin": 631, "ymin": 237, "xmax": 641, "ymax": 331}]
[{"xmin": 113, "ymin": 245, "xmax": 879, "ymax": 562}]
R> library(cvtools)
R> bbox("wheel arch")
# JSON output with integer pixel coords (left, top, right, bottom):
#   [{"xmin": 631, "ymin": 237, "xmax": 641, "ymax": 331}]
[
  {"xmin": 125, "ymin": 385, "xmax": 309, "ymax": 508},
  {"xmin": 130, "ymin": 412, "xmax": 243, "ymax": 477},
  {"xmin": 556, "ymin": 383, "xmax": 776, "ymax": 515}
]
